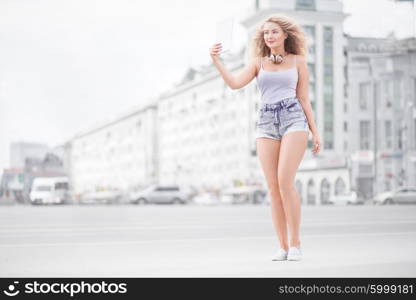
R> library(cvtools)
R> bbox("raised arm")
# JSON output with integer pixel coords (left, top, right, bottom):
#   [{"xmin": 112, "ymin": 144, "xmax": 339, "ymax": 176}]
[
  {"xmin": 296, "ymin": 54, "xmax": 321, "ymax": 154},
  {"xmin": 209, "ymin": 43, "xmax": 258, "ymax": 90},
  {"xmin": 296, "ymin": 54, "xmax": 317, "ymax": 135}
]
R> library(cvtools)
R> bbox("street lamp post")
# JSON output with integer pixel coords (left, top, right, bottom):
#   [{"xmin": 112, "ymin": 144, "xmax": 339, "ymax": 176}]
[
  {"xmin": 403, "ymin": 101, "xmax": 414, "ymax": 186},
  {"xmin": 368, "ymin": 59, "xmax": 379, "ymax": 199},
  {"xmin": 373, "ymin": 80, "xmax": 379, "ymax": 198}
]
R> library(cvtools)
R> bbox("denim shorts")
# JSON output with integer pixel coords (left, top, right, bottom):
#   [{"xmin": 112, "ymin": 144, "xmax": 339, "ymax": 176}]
[{"xmin": 255, "ymin": 96, "xmax": 309, "ymax": 140}]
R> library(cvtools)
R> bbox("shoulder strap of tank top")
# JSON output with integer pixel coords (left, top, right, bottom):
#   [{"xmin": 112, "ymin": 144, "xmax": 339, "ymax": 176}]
[{"xmin": 260, "ymin": 57, "xmax": 263, "ymax": 70}]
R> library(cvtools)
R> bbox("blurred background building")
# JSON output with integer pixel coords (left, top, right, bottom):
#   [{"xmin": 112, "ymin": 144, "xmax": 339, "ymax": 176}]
[
  {"xmin": 346, "ymin": 34, "xmax": 416, "ymax": 198},
  {"xmin": 68, "ymin": 103, "xmax": 158, "ymax": 196},
  {"xmin": 2, "ymin": 0, "xmax": 415, "ymax": 205},
  {"xmin": 59, "ymin": 0, "xmax": 416, "ymax": 204},
  {"xmin": 0, "ymin": 142, "xmax": 68, "ymax": 204}
]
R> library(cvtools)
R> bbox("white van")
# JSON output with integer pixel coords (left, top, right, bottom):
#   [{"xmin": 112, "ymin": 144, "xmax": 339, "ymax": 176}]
[{"xmin": 30, "ymin": 177, "xmax": 69, "ymax": 205}]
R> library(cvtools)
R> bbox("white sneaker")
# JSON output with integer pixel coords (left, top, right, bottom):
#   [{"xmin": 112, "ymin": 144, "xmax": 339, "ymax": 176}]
[
  {"xmin": 271, "ymin": 248, "xmax": 288, "ymax": 261},
  {"xmin": 287, "ymin": 246, "xmax": 302, "ymax": 261}
]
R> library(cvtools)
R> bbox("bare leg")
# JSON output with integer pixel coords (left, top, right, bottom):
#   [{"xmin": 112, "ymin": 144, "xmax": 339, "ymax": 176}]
[
  {"xmin": 277, "ymin": 131, "xmax": 308, "ymax": 248},
  {"xmin": 256, "ymin": 137, "xmax": 289, "ymax": 251}
]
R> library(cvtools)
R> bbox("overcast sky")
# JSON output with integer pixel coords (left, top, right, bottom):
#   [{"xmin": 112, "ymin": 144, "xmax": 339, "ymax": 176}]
[{"xmin": 0, "ymin": 0, "xmax": 414, "ymax": 172}]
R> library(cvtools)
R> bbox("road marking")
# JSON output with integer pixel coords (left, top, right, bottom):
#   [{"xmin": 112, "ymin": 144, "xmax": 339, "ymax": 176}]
[
  {"xmin": 1, "ymin": 220, "xmax": 416, "ymax": 233},
  {"xmin": 0, "ymin": 231, "xmax": 415, "ymax": 248}
]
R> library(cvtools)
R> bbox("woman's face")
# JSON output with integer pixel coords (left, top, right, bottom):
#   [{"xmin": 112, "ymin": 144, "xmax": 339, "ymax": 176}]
[{"xmin": 262, "ymin": 22, "xmax": 287, "ymax": 48}]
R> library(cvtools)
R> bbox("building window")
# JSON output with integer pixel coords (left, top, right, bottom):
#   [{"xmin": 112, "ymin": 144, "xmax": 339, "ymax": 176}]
[
  {"xmin": 398, "ymin": 127, "xmax": 403, "ymax": 150},
  {"xmin": 385, "ymin": 120, "xmax": 392, "ymax": 149},
  {"xmin": 302, "ymin": 25, "xmax": 316, "ymax": 103},
  {"xmin": 384, "ymin": 180, "xmax": 391, "ymax": 192},
  {"xmin": 383, "ymin": 79, "xmax": 393, "ymax": 108},
  {"xmin": 374, "ymin": 81, "xmax": 380, "ymax": 102},
  {"xmin": 324, "ymin": 122, "xmax": 333, "ymax": 132},
  {"xmin": 360, "ymin": 120, "xmax": 370, "ymax": 150},
  {"xmin": 296, "ymin": 0, "xmax": 316, "ymax": 10},
  {"xmin": 323, "ymin": 26, "xmax": 334, "ymax": 150},
  {"xmin": 334, "ymin": 177, "xmax": 346, "ymax": 195},
  {"xmin": 359, "ymin": 164, "xmax": 372, "ymax": 174},
  {"xmin": 359, "ymin": 83, "xmax": 369, "ymax": 110},
  {"xmin": 295, "ymin": 180, "xmax": 303, "ymax": 203},
  {"xmin": 308, "ymin": 63, "xmax": 316, "ymax": 80},
  {"xmin": 303, "ymin": 25, "xmax": 316, "ymax": 54},
  {"xmin": 323, "ymin": 27, "xmax": 333, "ymax": 45},
  {"xmin": 394, "ymin": 78, "xmax": 402, "ymax": 100},
  {"xmin": 414, "ymin": 119, "xmax": 416, "ymax": 149},
  {"xmin": 413, "ymin": 77, "xmax": 416, "ymax": 106},
  {"xmin": 307, "ymin": 179, "xmax": 316, "ymax": 205},
  {"xmin": 310, "ymin": 82, "xmax": 316, "ymax": 103},
  {"xmin": 320, "ymin": 179, "xmax": 331, "ymax": 205},
  {"xmin": 324, "ymin": 141, "xmax": 333, "ymax": 149},
  {"xmin": 413, "ymin": 162, "xmax": 416, "ymax": 186}
]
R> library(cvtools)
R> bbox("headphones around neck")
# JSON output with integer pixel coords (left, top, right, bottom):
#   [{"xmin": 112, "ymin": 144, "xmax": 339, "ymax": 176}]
[{"xmin": 269, "ymin": 54, "xmax": 284, "ymax": 64}]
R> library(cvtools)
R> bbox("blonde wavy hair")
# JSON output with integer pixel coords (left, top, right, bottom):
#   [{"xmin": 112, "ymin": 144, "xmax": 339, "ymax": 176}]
[{"xmin": 250, "ymin": 14, "xmax": 308, "ymax": 59}]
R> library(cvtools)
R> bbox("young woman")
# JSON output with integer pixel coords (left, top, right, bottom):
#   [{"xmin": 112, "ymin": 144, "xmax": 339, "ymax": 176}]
[{"xmin": 209, "ymin": 15, "xmax": 321, "ymax": 261}]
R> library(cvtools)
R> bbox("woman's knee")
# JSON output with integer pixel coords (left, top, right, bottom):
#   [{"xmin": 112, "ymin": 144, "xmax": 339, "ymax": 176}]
[
  {"xmin": 268, "ymin": 185, "xmax": 283, "ymax": 202},
  {"xmin": 277, "ymin": 179, "xmax": 294, "ymax": 196}
]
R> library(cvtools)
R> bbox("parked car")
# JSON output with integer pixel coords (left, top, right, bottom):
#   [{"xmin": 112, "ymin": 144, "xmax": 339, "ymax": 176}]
[
  {"xmin": 374, "ymin": 187, "xmax": 416, "ymax": 205},
  {"xmin": 220, "ymin": 186, "xmax": 267, "ymax": 205},
  {"xmin": 30, "ymin": 177, "xmax": 69, "ymax": 205},
  {"xmin": 328, "ymin": 191, "xmax": 364, "ymax": 205},
  {"xmin": 129, "ymin": 185, "xmax": 190, "ymax": 204}
]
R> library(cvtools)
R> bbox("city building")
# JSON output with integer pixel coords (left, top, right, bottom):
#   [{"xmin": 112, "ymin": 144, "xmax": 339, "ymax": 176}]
[
  {"xmin": 65, "ymin": 0, "xmax": 416, "ymax": 204},
  {"xmin": 157, "ymin": 49, "xmax": 257, "ymax": 190},
  {"xmin": 9, "ymin": 142, "xmax": 49, "ymax": 169},
  {"xmin": 157, "ymin": 0, "xmax": 351, "ymax": 204},
  {"xmin": 68, "ymin": 103, "xmax": 158, "ymax": 195},
  {"xmin": 345, "ymin": 34, "xmax": 416, "ymax": 196},
  {"xmin": 1, "ymin": 142, "xmax": 68, "ymax": 204}
]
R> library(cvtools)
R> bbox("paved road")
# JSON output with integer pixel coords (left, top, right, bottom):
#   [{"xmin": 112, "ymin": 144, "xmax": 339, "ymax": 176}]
[{"xmin": 0, "ymin": 203, "xmax": 415, "ymax": 277}]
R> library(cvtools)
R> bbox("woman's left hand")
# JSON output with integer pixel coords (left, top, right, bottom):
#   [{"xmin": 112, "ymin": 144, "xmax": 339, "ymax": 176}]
[{"xmin": 312, "ymin": 133, "xmax": 321, "ymax": 155}]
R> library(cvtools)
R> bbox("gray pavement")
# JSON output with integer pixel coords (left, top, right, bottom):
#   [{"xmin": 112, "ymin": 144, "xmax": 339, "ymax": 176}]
[{"xmin": 0, "ymin": 203, "xmax": 415, "ymax": 277}]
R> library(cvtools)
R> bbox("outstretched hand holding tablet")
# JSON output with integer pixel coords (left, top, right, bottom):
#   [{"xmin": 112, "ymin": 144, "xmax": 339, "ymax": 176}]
[
  {"xmin": 209, "ymin": 18, "xmax": 234, "ymax": 61},
  {"xmin": 209, "ymin": 43, "xmax": 223, "ymax": 61},
  {"xmin": 215, "ymin": 18, "xmax": 233, "ymax": 53}
]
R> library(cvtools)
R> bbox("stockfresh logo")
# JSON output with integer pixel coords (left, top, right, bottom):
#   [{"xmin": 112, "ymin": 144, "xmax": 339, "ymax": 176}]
[{"xmin": 3, "ymin": 281, "xmax": 20, "ymax": 297}]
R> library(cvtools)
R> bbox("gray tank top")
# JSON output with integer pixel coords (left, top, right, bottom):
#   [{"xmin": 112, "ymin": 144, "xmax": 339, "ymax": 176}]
[{"xmin": 256, "ymin": 55, "xmax": 298, "ymax": 104}]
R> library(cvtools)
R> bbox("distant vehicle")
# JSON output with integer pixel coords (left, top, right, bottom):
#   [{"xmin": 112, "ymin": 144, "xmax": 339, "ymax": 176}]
[
  {"xmin": 129, "ymin": 185, "xmax": 190, "ymax": 205},
  {"xmin": 220, "ymin": 186, "xmax": 267, "ymax": 205},
  {"xmin": 374, "ymin": 187, "xmax": 416, "ymax": 205},
  {"xmin": 193, "ymin": 192, "xmax": 220, "ymax": 206},
  {"xmin": 328, "ymin": 191, "xmax": 364, "ymax": 205},
  {"xmin": 30, "ymin": 177, "xmax": 69, "ymax": 205},
  {"xmin": 80, "ymin": 190, "xmax": 123, "ymax": 205}
]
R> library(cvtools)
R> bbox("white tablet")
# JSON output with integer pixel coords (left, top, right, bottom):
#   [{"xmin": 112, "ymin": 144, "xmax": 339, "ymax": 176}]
[{"xmin": 215, "ymin": 17, "xmax": 234, "ymax": 54}]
